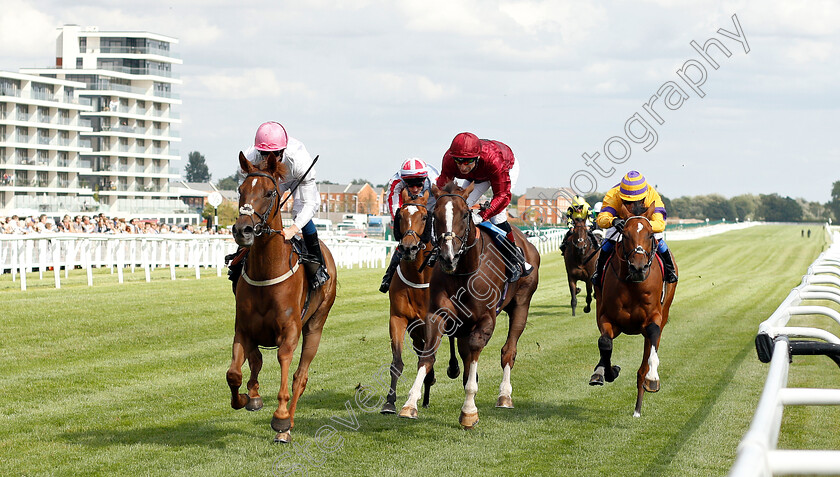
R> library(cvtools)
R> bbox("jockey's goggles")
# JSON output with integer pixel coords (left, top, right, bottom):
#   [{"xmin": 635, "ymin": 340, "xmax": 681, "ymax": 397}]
[
  {"xmin": 259, "ymin": 149, "xmax": 285, "ymax": 158},
  {"xmin": 402, "ymin": 177, "xmax": 425, "ymax": 188},
  {"xmin": 453, "ymin": 156, "xmax": 478, "ymax": 165}
]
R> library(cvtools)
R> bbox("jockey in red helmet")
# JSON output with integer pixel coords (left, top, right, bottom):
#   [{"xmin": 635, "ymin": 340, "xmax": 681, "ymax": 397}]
[
  {"xmin": 379, "ymin": 158, "xmax": 440, "ymax": 293},
  {"xmin": 437, "ymin": 132, "xmax": 532, "ymax": 282}
]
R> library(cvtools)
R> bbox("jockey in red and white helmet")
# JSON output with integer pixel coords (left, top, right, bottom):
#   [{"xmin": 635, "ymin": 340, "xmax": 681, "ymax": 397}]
[
  {"xmin": 437, "ymin": 132, "xmax": 532, "ymax": 282},
  {"xmin": 379, "ymin": 158, "xmax": 439, "ymax": 293},
  {"xmin": 229, "ymin": 121, "xmax": 329, "ymax": 292},
  {"xmin": 385, "ymin": 158, "xmax": 440, "ymax": 219}
]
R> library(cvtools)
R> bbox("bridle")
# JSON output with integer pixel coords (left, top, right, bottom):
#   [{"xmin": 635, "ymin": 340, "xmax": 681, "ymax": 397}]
[
  {"xmin": 394, "ymin": 201, "xmax": 430, "ymax": 249},
  {"xmin": 238, "ymin": 171, "xmax": 282, "ymax": 237},
  {"xmin": 434, "ymin": 193, "xmax": 479, "ymax": 261},
  {"xmin": 617, "ymin": 216, "xmax": 656, "ymax": 282}
]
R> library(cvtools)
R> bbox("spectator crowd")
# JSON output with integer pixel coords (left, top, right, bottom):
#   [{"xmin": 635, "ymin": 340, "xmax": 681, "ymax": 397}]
[{"xmin": 1, "ymin": 213, "xmax": 231, "ymax": 235}]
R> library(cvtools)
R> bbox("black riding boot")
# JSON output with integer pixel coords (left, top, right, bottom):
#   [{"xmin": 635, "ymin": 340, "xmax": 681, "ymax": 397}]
[
  {"xmin": 495, "ymin": 222, "xmax": 532, "ymax": 283},
  {"xmin": 379, "ymin": 248, "xmax": 403, "ymax": 293},
  {"xmin": 225, "ymin": 247, "xmax": 248, "ymax": 295},
  {"xmin": 591, "ymin": 246, "xmax": 611, "ymax": 287},
  {"xmin": 560, "ymin": 229, "xmax": 571, "ymax": 256},
  {"xmin": 302, "ymin": 232, "xmax": 330, "ymax": 290},
  {"xmin": 658, "ymin": 249, "xmax": 679, "ymax": 283}
]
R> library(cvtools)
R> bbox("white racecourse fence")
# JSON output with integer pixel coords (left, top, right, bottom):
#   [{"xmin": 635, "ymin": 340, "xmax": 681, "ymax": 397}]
[
  {"xmin": 729, "ymin": 224, "xmax": 840, "ymax": 476},
  {"xmin": 0, "ymin": 228, "xmax": 565, "ymax": 291}
]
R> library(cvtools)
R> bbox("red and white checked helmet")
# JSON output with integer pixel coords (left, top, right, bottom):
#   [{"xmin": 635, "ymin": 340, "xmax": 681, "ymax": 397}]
[{"xmin": 399, "ymin": 158, "xmax": 428, "ymax": 180}]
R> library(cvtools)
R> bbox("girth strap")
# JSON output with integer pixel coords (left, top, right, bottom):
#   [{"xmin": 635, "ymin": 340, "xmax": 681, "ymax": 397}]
[{"xmin": 396, "ymin": 264, "xmax": 429, "ymax": 289}]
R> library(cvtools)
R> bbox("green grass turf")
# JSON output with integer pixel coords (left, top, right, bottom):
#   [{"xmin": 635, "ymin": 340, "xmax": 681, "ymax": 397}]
[{"xmin": 0, "ymin": 225, "xmax": 837, "ymax": 476}]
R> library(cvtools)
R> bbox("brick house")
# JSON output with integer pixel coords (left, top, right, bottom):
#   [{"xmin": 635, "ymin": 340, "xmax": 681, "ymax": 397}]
[{"xmin": 516, "ymin": 187, "xmax": 576, "ymax": 225}]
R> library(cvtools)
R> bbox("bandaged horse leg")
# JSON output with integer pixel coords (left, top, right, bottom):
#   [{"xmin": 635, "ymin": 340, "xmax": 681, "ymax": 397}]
[{"xmin": 590, "ymin": 324, "xmax": 620, "ymax": 386}]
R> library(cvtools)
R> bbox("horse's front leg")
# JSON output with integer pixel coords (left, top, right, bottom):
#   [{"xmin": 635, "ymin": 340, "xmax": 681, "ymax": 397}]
[
  {"xmin": 382, "ymin": 315, "xmax": 408, "ymax": 414},
  {"xmin": 590, "ymin": 322, "xmax": 620, "ymax": 386},
  {"xmin": 583, "ymin": 280, "xmax": 594, "ymax": 314},
  {"xmin": 226, "ymin": 331, "xmax": 251, "ymax": 409},
  {"xmin": 497, "ymin": 303, "xmax": 529, "ymax": 409},
  {"xmin": 635, "ymin": 321, "xmax": 663, "ymax": 418},
  {"xmin": 399, "ymin": 310, "xmax": 443, "ymax": 419},
  {"xmin": 459, "ymin": 316, "xmax": 494, "ymax": 429},
  {"xmin": 245, "ymin": 348, "xmax": 263, "ymax": 411},
  {"xmin": 272, "ymin": 327, "xmax": 300, "ymax": 443}
]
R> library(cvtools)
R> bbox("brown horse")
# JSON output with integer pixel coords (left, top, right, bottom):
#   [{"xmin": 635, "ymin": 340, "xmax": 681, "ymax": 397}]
[
  {"xmin": 399, "ymin": 182, "xmax": 540, "ymax": 429},
  {"xmin": 589, "ymin": 203, "xmax": 677, "ymax": 417},
  {"xmin": 227, "ymin": 151, "xmax": 337, "ymax": 442},
  {"xmin": 381, "ymin": 188, "xmax": 460, "ymax": 414},
  {"xmin": 564, "ymin": 218, "xmax": 599, "ymax": 316}
]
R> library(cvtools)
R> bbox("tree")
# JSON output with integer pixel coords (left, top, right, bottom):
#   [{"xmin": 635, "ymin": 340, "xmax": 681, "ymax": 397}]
[
  {"xmin": 730, "ymin": 194, "xmax": 758, "ymax": 221},
  {"xmin": 350, "ymin": 178, "xmax": 369, "ymax": 185},
  {"xmin": 829, "ymin": 180, "xmax": 840, "ymax": 222},
  {"xmin": 185, "ymin": 151, "xmax": 211, "ymax": 182},
  {"xmin": 215, "ymin": 172, "xmax": 240, "ymax": 190},
  {"xmin": 758, "ymin": 194, "xmax": 803, "ymax": 222},
  {"xmin": 701, "ymin": 194, "xmax": 736, "ymax": 221}
]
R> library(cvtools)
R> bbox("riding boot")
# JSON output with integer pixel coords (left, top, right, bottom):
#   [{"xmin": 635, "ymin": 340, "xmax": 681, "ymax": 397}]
[
  {"xmin": 591, "ymin": 246, "xmax": 611, "ymax": 288},
  {"xmin": 379, "ymin": 248, "xmax": 403, "ymax": 293},
  {"xmin": 225, "ymin": 247, "xmax": 248, "ymax": 295},
  {"xmin": 560, "ymin": 229, "xmax": 570, "ymax": 256},
  {"xmin": 302, "ymin": 232, "xmax": 330, "ymax": 290},
  {"xmin": 657, "ymin": 249, "xmax": 679, "ymax": 283}
]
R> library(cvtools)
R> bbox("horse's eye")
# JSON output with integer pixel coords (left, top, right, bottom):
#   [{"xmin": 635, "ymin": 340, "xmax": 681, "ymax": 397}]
[{"xmin": 264, "ymin": 191, "xmax": 273, "ymax": 198}]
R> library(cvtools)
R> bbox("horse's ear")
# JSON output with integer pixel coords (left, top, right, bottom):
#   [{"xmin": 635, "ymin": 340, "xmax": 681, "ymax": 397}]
[
  {"xmin": 431, "ymin": 183, "xmax": 442, "ymax": 199},
  {"xmin": 461, "ymin": 181, "xmax": 475, "ymax": 198},
  {"xmin": 643, "ymin": 204, "xmax": 656, "ymax": 219},
  {"xmin": 239, "ymin": 152, "xmax": 253, "ymax": 174},
  {"xmin": 420, "ymin": 188, "xmax": 430, "ymax": 204},
  {"xmin": 276, "ymin": 159, "xmax": 289, "ymax": 181},
  {"xmin": 400, "ymin": 186, "xmax": 411, "ymax": 202},
  {"xmin": 264, "ymin": 152, "xmax": 278, "ymax": 175},
  {"xmin": 618, "ymin": 202, "xmax": 632, "ymax": 220}
]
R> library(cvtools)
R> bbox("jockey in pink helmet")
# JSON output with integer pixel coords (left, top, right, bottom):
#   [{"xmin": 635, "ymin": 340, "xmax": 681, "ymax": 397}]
[
  {"xmin": 227, "ymin": 121, "xmax": 329, "ymax": 292},
  {"xmin": 379, "ymin": 158, "xmax": 440, "ymax": 293}
]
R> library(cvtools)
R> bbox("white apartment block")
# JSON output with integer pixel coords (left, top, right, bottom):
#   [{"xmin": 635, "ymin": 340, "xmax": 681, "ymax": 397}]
[{"xmin": 0, "ymin": 24, "xmax": 198, "ymax": 223}]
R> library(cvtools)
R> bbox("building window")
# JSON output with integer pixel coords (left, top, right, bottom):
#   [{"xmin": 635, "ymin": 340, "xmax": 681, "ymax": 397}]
[
  {"xmin": 79, "ymin": 37, "xmax": 87, "ymax": 50},
  {"xmin": 76, "ymin": 58, "xmax": 83, "ymax": 68}
]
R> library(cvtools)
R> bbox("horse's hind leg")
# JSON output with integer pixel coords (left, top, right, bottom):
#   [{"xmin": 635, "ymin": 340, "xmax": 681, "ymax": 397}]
[
  {"xmin": 497, "ymin": 304, "xmax": 529, "ymax": 409},
  {"xmin": 226, "ymin": 331, "xmax": 251, "ymax": 410},
  {"xmin": 245, "ymin": 348, "xmax": 263, "ymax": 411},
  {"xmin": 287, "ymin": 323, "xmax": 325, "ymax": 432},
  {"xmin": 381, "ymin": 315, "xmax": 408, "ymax": 414},
  {"xmin": 569, "ymin": 279, "xmax": 578, "ymax": 316},
  {"xmin": 590, "ymin": 324, "xmax": 620, "ymax": 386}
]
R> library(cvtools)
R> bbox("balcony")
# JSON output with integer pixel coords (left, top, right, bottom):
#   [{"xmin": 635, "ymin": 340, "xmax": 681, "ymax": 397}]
[
  {"xmin": 100, "ymin": 46, "xmax": 181, "ymax": 59},
  {"xmin": 98, "ymin": 64, "xmax": 178, "ymax": 79}
]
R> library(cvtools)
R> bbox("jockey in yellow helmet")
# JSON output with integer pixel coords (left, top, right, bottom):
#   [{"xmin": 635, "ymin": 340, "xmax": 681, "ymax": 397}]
[
  {"xmin": 560, "ymin": 195, "xmax": 599, "ymax": 255},
  {"xmin": 590, "ymin": 171, "xmax": 678, "ymax": 286}
]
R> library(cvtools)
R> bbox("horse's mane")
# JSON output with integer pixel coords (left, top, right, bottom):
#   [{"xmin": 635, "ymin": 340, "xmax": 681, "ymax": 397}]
[
  {"xmin": 441, "ymin": 180, "xmax": 462, "ymax": 194},
  {"xmin": 252, "ymin": 156, "xmax": 289, "ymax": 182},
  {"xmin": 626, "ymin": 201, "xmax": 647, "ymax": 216}
]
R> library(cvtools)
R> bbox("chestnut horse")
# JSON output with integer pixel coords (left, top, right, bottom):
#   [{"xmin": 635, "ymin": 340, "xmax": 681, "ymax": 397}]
[
  {"xmin": 381, "ymin": 188, "xmax": 459, "ymax": 414},
  {"xmin": 228, "ymin": 152, "xmax": 337, "ymax": 442},
  {"xmin": 563, "ymin": 217, "xmax": 599, "ymax": 316},
  {"xmin": 399, "ymin": 182, "xmax": 540, "ymax": 429},
  {"xmin": 589, "ymin": 203, "xmax": 677, "ymax": 417}
]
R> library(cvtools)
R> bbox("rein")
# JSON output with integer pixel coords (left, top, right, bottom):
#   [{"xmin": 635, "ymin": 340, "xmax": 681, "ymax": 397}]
[
  {"xmin": 431, "ymin": 193, "xmax": 483, "ymax": 276},
  {"xmin": 614, "ymin": 215, "xmax": 656, "ymax": 282},
  {"xmin": 239, "ymin": 171, "xmax": 282, "ymax": 237}
]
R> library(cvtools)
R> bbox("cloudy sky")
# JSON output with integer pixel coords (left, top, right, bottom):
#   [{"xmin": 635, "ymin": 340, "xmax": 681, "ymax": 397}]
[{"xmin": 2, "ymin": 0, "xmax": 838, "ymax": 201}]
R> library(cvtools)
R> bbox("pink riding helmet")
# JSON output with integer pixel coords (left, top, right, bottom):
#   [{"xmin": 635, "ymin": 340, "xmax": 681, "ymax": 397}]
[{"xmin": 254, "ymin": 121, "xmax": 288, "ymax": 151}]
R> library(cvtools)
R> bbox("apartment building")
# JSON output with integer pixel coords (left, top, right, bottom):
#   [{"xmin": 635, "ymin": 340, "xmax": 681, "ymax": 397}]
[
  {"xmin": 0, "ymin": 71, "xmax": 95, "ymax": 214},
  {"xmin": 8, "ymin": 24, "xmax": 191, "ymax": 222},
  {"xmin": 516, "ymin": 187, "xmax": 576, "ymax": 224}
]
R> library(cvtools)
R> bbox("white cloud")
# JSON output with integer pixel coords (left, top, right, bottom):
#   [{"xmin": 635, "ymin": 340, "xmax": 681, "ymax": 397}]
[
  {"xmin": 370, "ymin": 73, "xmax": 457, "ymax": 102},
  {"xmin": 0, "ymin": 1, "xmax": 56, "ymax": 63},
  {"xmin": 182, "ymin": 69, "xmax": 315, "ymax": 100}
]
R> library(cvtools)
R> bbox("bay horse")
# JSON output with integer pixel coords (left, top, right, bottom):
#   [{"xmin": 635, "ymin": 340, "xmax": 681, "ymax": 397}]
[
  {"xmin": 381, "ymin": 188, "xmax": 460, "ymax": 414},
  {"xmin": 228, "ymin": 151, "xmax": 337, "ymax": 442},
  {"xmin": 399, "ymin": 182, "xmax": 540, "ymax": 429},
  {"xmin": 589, "ymin": 203, "xmax": 677, "ymax": 417},
  {"xmin": 563, "ymin": 217, "xmax": 599, "ymax": 316}
]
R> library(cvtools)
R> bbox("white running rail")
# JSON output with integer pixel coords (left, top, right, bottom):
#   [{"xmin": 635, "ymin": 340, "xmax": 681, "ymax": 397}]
[{"xmin": 730, "ymin": 224, "xmax": 840, "ymax": 476}]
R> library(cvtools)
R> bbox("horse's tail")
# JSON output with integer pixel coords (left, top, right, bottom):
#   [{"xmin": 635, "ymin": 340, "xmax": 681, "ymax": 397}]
[{"xmin": 446, "ymin": 335, "xmax": 460, "ymax": 379}]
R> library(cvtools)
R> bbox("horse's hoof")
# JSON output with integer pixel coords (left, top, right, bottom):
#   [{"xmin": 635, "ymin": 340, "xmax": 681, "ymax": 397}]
[
  {"xmin": 571, "ymin": 309, "xmax": 576, "ymax": 317},
  {"xmin": 274, "ymin": 431, "xmax": 291, "ymax": 443},
  {"xmin": 583, "ymin": 305, "xmax": 591, "ymax": 313},
  {"xmin": 644, "ymin": 379, "xmax": 660, "ymax": 393},
  {"xmin": 245, "ymin": 396, "xmax": 263, "ymax": 412},
  {"xmin": 398, "ymin": 406, "xmax": 418, "ymax": 419},
  {"xmin": 271, "ymin": 416, "xmax": 292, "ymax": 433},
  {"xmin": 606, "ymin": 365, "xmax": 621, "ymax": 383},
  {"xmin": 589, "ymin": 373, "xmax": 604, "ymax": 386},
  {"xmin": 447, "ymin": 365, "xmax": 460, "ymax": 379},
  {"xmin": 381, "ymin": 402, "xmax": 397, "ymax": 414},
  {"xmin": 459, "ymin": 411, "xmax": 479, "ymax": 429},
  {"xmin": 422, "ymin": 401, "xmax": 430, "ymax": 409},
  {"xmin": 496, "ymin": 395, "xmax": 514, "ymax": 408}
]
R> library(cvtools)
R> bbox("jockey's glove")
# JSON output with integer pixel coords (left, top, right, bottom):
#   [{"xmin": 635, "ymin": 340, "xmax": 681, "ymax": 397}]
[{"xmin": 612, "ymin": 218, "xmax": 625, "ymax": 231}]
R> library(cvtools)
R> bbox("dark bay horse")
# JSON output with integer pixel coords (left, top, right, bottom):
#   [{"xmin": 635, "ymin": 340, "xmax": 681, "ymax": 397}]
[
  {"xmin": 399, "ymin": 182, "xmax": 540, "ymax": 429},
  {"xmin": 228, "ymin": 152, "xmax": 337, "ymax": 442},
  {"xmin": 381, "ymin": 188, "xmax": 460, "ymax": 414},
  {"xmin": 564, "ymin": 218, "xmax": 599, "ymax": 316},
  {"xmin": 589, "ymin": 203, "xmax": 677, "ymax": 417}
]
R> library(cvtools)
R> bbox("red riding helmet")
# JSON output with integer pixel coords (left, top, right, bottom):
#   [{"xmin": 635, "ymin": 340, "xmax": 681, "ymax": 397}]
[{"xmin": 448, "ymin": 132, "xmax": 481, "ymax": 158}]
